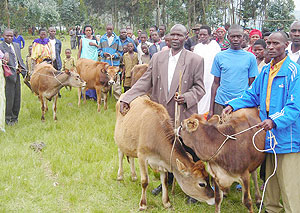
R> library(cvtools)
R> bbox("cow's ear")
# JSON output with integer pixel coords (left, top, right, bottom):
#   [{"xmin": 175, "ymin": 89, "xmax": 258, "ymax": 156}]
[
  {"xmin": 176, "ymin": 159, "xmax": 190, "ymax": 176},
  {"xmin": 186, "ymin": 118, "xmax": 199, "ymax": 132},
  {"xmin": 207, "ymin": 115, "xmax": 220, "ymax": 126}
]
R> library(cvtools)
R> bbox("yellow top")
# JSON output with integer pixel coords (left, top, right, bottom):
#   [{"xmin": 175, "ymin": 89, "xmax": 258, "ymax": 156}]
[
  {"xmin": 123, "ymin": 52, "xmax": 138, "ymax": 87},
  {"xmin": 63, "ymin": 57, "xmax": 76, "ymax": 71},
  {"xmin": 31, "ymin": 42, "xmax": 53, "ymax": 64},
  {"xmin": 266, "ymin": 56, "xmax": 287, "ymax": 111}
]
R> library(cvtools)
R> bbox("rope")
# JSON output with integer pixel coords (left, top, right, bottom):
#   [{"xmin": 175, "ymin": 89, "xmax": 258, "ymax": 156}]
[{"xmin": 252, "ymin": 129, "xmax": 277, "ymax": 213}]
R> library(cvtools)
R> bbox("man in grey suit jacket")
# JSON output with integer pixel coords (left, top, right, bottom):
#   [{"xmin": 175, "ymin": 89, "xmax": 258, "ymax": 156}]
[
  {"xmin": 0, "ymin": 29, "xmax": 26, "ymax": 126},
  {"xmin": 120, "ymin": 24, "xmax": 205, "ymax": 199},
  {"xmin": 120, "ymin": 24, "xmax": 205, "ymax": 123}
]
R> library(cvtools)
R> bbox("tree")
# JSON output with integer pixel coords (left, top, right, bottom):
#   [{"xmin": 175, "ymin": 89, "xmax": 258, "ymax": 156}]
[{"xmin": 263, "ymin": 0, "xmax": 295, "ymax": 31}]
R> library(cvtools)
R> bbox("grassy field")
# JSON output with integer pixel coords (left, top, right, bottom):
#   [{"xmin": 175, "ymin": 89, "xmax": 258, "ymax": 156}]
[{"xmin": 0, "ymin": 36, "xmax": 263, "ymax": 212}]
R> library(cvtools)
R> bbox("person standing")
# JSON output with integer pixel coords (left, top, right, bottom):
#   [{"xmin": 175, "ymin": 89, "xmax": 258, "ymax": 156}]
[
  {"xmin": 48, "ymin": 27, "xmax": 62, "ymax": 71},
  {"xmin": 31, "ymin": 28, "xmax": 53, "ymax": 71},
  {"xmin": 252, "ymin": 39, "xmax": 267, "ymax": 73},
  {"xmin": 149, "ymin": 31, "xmax": 166, "ymax": 58},
  {"xmin": 245, "ymin": 29, "xmax": 262, "ymax": 54},
  {"xmin": 223, "ymin": 31, "xmax": 300, "ymax": 213},
  {"xmin": 0, "ymin": 29, "xmax": 27, "ymax": 126},
  {"xmin": 119, "ymin": 24, "xmax": 205, "ymax": 197},
  {"xmin": 122, "ymin": 42, "xmax": 138, "ymax": 92},
  {"xmin": 158, "ymin": 24, "xmax": 167, "ymax": 40},
  {"xmin": 287, "ymin": 21, "xmax": 300, "ymax": 64},
  {"xmin": 216, "ymin": 27, "xmax": 230, "ymax": 51},
  {"xmin": 99, "ymin": 24, "xmax": 123, "ymax": 100},
  {"xmin": 119, "ymin": 28, "xmax": 137, "ymax": 52},
  {"xmin": 0, "ymin": 50, "xmax": 7, "ymax": 131},
  {"xmin": 184, "ymin": 24, "xmax": 201, "ymax": 51},
  {"xmin": 137, "ymin": 32, "xmax": 152, "ymax": 64},
  {"xmin": 78, "ymin": 25, "xmax": 99, "ymax": 100},
  {"xmin": 193, "ymin": 25, "xmax": 221, "ymax": 115},
  {"xmin": 208, "ymin": 24, "xmax": 258, "ymax": 119},
  {"xmin": 69, "ymin": 28, "xmax": 77, "ymax": 50},
  {"xmin": 12, "ymin": 31, "xmax": 25, "ymax": 50}
]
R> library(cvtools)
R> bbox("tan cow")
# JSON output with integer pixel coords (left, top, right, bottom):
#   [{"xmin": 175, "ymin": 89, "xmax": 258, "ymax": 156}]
[
  {"xmin": 30, "ymin": 62, "xmax": 86, "ymax": 121},
  {"xmin": 130, "ymin": 64, "xmax": 148, "ymax": 87},
  {"xmin": 180, "ymin": 108, "xmax": 266, "ymax": 213},
  {"xmin": 114, "ymin": 95, "xmax": 215, "ymax": 210},
  {"xmin": 76, "ymin": 58, "xmax": 119, "ymax": 112}
]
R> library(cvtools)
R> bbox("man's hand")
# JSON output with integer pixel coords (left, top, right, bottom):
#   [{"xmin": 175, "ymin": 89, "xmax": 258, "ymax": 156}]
[
  {"xmin": 89, "ymin": 42, "xmax": 98, "ymax": 47},
  {"xmin": 3, "ymin": 52, "xmax": 9, "ymax": 64},
  {"xmin": 207, "ymin": 111, "xmax": 214, "ymax": 120},
  {"xmin": 174, "ymin": 93, "xmax": 185, "ymax": 105},
  {"xmin": 258, "ymin": 119, "xmax": 274, "ymax": 131},
  {"xmin": 120, "ymin": 101, "xmax": 130, "ymax": 116},
  {"xmin": 223, "ymin": 105, "xmax": 233, "ymax": 115}
]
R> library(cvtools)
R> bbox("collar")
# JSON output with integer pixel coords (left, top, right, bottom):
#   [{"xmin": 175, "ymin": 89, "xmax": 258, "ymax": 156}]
[
  {"xmin": 287, "ymin": 43, "xmax": 300, "ymax": 55},
  {"xmin": 271, "ymin": 56, "xmax": 287, "ymax": 70},
  {"xmin": 169, "ymin": 49, "xmax": 182, "ymax": 61},
  {"xmin": 5, "ymin": 42, "xmax": 11, "ymax": 47},
  {"xmin": 33, "ymin": 38, "xmax": 50, "ymax": 44}
]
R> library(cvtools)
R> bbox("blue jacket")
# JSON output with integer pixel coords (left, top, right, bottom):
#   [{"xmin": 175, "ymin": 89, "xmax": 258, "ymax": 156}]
[
  {"xmin": 99, "ymin": 32, "xmax": 123, "ymax": 66},
  {"xmin": 120, "ymin": 37, "xmax": 137, "ymax": 52},
  {"xmin": 13, "ymin": 35, "xmax": 25, "ymax": 49},
  {"xmin": 229, "ymin": 56, "xmax": 300, "ymax": 154},
  {"xmin": 149, "ymin": 41, "xmax": 166, "ymax": 58}
]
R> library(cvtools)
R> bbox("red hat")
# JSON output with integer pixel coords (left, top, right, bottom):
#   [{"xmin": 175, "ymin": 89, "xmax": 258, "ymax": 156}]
[
  {"xmin": 216, "ymin": 27, "xmax": 226, "ymax": 33},
  {"xmin": 249, "ymin": 29, "xmax": 262, "ymax": 38}
]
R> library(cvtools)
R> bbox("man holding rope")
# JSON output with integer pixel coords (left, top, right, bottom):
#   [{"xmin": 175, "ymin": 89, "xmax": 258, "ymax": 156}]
[
  {"xmin": 119, "ymin": 24, "xmax": 205, "ymax": 200},
  {"xmin": 0, "ymin": 29, "xmax": 27, "ymax": 126},
  {"xmin": 223, "ymin": 31, "xmax": 300, "ymax": 213}
]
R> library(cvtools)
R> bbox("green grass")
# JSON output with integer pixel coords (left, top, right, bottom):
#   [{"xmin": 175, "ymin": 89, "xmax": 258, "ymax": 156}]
[{"xmin": 0, "ymin": 36, "xmax": 263, "ymax": 212}]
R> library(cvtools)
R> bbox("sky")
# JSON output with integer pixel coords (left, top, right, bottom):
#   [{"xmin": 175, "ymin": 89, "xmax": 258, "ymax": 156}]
[{"xmin": 295, "ymin": 0, "xmax": 300, "ymax": 11}]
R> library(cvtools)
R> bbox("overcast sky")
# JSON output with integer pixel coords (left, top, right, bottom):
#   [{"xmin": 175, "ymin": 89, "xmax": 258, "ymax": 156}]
[{"xmin": 295, "ymin": 0, "xmax": 300, "ymax": 10}]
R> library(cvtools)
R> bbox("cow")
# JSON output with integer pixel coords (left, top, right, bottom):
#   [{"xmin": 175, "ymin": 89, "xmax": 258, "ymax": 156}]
[
  {"xmin": 114, "ymin": 95, "xmax": 215, "ymax": 210},
  {"xmin": 130, "ymin": 64, "xmax": 148, "ymax": 87},
  {"xmin": 30, "ymin": 62, "xmax": 86, "ymax": 121},
  {"xmin": 76, "ymin": 58, "xmax": 119, "ymax": 112},
  {"xmin": 180, "ymin": 108, "xmax": 266, "ymax": 213}
]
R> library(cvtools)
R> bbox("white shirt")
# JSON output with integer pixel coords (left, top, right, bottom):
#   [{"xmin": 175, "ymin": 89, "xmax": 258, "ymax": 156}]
[
  {"xmin": 107, "ymin": 34, "xmax": 115, "ymax": 46},
  {"xmin": 287, "ymin": 43, "xmax": 300, "ymax": 63},
  {"xmin": 137, "ymin": 41, "xmax": 152, "ymax": 64},
  {"xmin": 49, "ymin": 38, "xmax": 56, "ymax": 60},
  {"xmin": 168, "ymin": 49, "xmax": 182, "ymax": 92}
]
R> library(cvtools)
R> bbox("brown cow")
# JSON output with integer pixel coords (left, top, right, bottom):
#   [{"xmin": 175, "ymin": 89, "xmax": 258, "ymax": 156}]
[
  {"xmin": 114, "ymin": 95, "xmax": 215, "ymax": 210},
  {"xmin": 76, "ymin": 58, "xmax": 119, "ymax": 112},
  {"xmin": 130, "ymin": 64, "xmax": 148, "ymax": 87},
  {"xmin": 30, "ymin": 62, "xmax": 86, "ymax": 121},
  {"xmin": 180, "ymin": 108, "xmax": 266, "ymax": 213}
]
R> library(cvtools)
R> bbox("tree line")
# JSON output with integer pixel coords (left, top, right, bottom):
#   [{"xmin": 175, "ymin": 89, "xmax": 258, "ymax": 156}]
[{"xmin": 0, "ymin": 0, "xmax": 296, "ymax": 34}]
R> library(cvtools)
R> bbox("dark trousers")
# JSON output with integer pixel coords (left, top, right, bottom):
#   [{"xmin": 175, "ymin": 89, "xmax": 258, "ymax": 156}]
[{"xmin": 5, "ymin": 74, "xmax": 21, "ymax": 123}]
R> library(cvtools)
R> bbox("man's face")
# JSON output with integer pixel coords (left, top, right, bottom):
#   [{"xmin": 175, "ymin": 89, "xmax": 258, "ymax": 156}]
[
  {"xmin": 106, "ymin": 25, "xmax": 113, "ymax": 37},
  {"xmin": 120, "ymin": 29, "xmax": 127, "ymax": 40},
  {"xmin": 253, "ymin": 44, "xmax": 265, "ymax": 59},
  {"xmin": 159, "ymin": 26, "xmax": 165, "ymax": 36},
  {"xmin": 151, "ymin": 32, "xmax": 160, "ymax": 42},
  {"xmin": 40, "ymin": 30, "xmax": 47, "ymax": 40},
  {"xmin": 228, "ymin": 29, "xmax": 243, "ymax": 50},
  {"xmin": 170, "ymin": 28, "xmax": 186, "ymax": 51},
  {"xmin": 127, "ymin": 30, "xmax": 133, "ymax": 38},
  {"xmin": 49, "ymin": 28, "xmax": 56, "ymax": 38},
  {"xmin": 290, "ymin": 22, "xmax": 300, "ymax": 46},
  {"xmin": 141, "ymin": 46, "xmax": 148, "ymax": 54},
  {"xmin": 3, "ymin": 31, "xmax": 13, "ymax": 44},
  {"xmin": 266, "ymin": 33, "xmax": 288, "ymax": 59},
  {"xmin": 140, "ymin": 34, "xmax": 147, "ymax": 43},
  {"xmin": 198, "ymin": 29, "xmax": 210, "ymax": 44},
  {"xmin": 193, "ymin": 29, "xmax": 200, "ymax": 36},
  {"xmin": 149, "ymin": 27, "xmax": 155, "ymax": 35}
]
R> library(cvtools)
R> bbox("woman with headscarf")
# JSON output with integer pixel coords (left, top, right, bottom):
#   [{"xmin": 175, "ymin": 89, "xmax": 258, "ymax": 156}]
[
  {"xmin": 245, "ymin": 29, "xmax": 262, "ymax": 54},
  {"xmin": 215, "ymin": 27, "xmax": 230, "ymax": 51}
]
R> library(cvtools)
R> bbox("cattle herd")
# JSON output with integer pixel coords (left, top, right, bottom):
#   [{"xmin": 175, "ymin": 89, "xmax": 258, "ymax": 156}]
[{"xmin": 30, "ymin": 62, "xmax": 265, "ymax": 212}]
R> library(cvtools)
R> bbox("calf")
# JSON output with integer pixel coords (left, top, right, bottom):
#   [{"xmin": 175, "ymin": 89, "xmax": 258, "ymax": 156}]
[
  {"xmin": 30, "ymin": 62, "xmax": 86, "ymax": 121},
  {"xmin": 114, "ymin": 95, "xmax": 215, "ymax": 210},
  {"xmin": 180, "ymin": 108, "xmax": 266, "ymax": 213},
  {"xmin": 76, "ymin": 58, "xmax": 119, "ymax": 112}
]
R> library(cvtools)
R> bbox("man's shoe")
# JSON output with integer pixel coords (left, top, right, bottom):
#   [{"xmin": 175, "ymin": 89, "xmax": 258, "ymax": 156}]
[
  {"xmin": 186, "ymin": 196, "xmax": 198, "ymax": 204},
  {"xmin": 151, "ymin": 184, "xmax": 162, "ymax": 196}
]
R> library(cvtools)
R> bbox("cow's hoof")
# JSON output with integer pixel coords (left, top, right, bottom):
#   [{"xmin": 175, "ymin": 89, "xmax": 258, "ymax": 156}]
[
  {"xmin": 117, "ymin": 176, "xmax": 123, "ymax": 181},
  {"xmin": 97, "ymin": 109, "xmax": 101, "ymax": 112},
  {"xmin": 104, "ymin": 107, "xmax": 107, "ymax": 110},
  {"xmin": 163, "ymin": 202, "xmax": 172, "ymax": 208},
  {"xmin": 131, "ymin": 176, "xmax": 138, "ymax": 182},
  {"xmin": 139, "ymin": 205, "xmax": 147, "ymax": 211},
  {"xmin": 54, "ymin": 118, "xmax": 58, "ymax": 122}
]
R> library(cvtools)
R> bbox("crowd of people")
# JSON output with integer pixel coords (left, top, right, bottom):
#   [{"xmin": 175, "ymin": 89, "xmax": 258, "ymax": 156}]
[{"xmin": 0, "ymin": 20, "xmax": 300, "ymax": 212}]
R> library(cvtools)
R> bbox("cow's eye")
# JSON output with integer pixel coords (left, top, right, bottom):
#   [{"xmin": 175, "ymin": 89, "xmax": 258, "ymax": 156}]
[{"xmin": 199, "ymin": 183, "xmax": 206, "ymax": 187}]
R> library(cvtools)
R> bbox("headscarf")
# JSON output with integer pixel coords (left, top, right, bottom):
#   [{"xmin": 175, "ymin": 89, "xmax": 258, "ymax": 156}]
[
  {"xmin": 216, "ymin": 27, "xmax": 226, "ymax": 33},
  {"xmin": 249, "ymin": 29, "xmax": 262, "ymax": 39}
]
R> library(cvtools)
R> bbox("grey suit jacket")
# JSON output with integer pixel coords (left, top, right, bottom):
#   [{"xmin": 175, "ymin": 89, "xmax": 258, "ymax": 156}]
[
  {"xmin": 0, "ymin": 41, "xmax": 26, "ymax": 83},
  {"xmin": 121, "ymin": 48, "xmax": 205, "ymax": 122}
]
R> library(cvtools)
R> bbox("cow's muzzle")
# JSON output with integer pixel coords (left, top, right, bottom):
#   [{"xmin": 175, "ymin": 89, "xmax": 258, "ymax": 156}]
[{"xmin": 108, "ymin": 80, "xmax": 115, "ymax": 86}]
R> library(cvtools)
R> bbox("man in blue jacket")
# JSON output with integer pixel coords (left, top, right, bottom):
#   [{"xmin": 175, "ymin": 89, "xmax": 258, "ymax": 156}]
[
  {"xmin": 99, "ymin": 24, "xmax": 123, "ymax": 99},
  {"xmin": 224, "ymin": 31, "xmax": 300, "ymax": 213}
]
